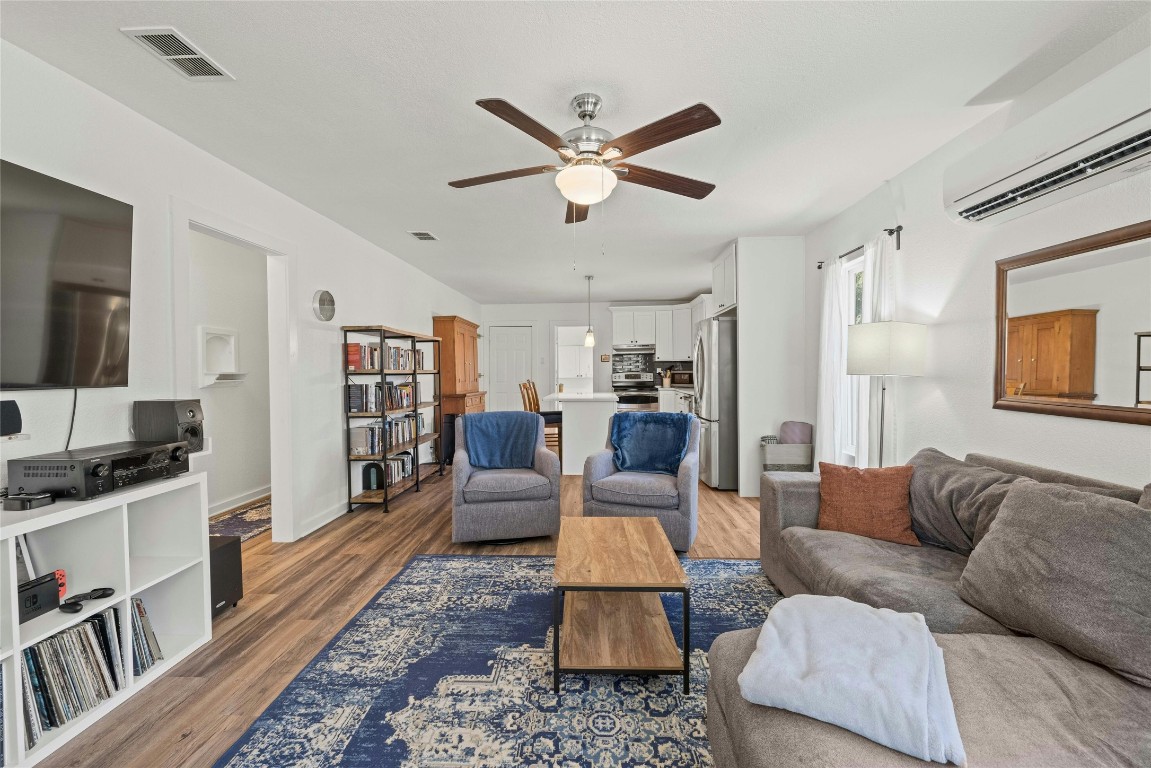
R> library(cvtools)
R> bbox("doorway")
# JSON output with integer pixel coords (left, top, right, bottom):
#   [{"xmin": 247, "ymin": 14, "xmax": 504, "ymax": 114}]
[
  {"xmin": 188, "ymin": 229, "xmax": 272, "ymax": 533},
  {"xmin": 555, "ymin": 325, "xmax": 594, "ymax": 395},
  {"xmin": 488, "ymin": 326, "xmax": 533, "ymax": 410}
]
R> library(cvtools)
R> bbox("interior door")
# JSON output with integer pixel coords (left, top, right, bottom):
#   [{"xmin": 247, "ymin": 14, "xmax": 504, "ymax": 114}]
[{"xmin": 487, "ymin": 326, "xmax": 533, "ymax": 411}]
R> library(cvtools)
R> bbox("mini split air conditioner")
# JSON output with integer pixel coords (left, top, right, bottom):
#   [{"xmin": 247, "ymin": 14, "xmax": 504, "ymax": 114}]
[{"xmin": 944, "ymin": 48, "xmax": 1151, "ymax": 224}]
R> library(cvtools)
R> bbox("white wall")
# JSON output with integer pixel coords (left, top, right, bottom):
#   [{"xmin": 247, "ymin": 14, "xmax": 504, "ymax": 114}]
[
  {"xmin": 480, "ymin": 302, "xmax": 616, "ymax": 398},
  {"xmin": 734, "ymin": 237, "xmax": 807, "ymax": 496},
  {"xmin": 803, "ymin": 30, "xmax": 1151, "ymax": 487},
  {"xmin": 1007, "ymin": 254, "xmax": 1151, "ymax": 407},
  {"xmin": 0, "ymin": 41, "xmax": 480, "ymax": 538},
  {"xmin": 188, "ymin": 230, "xmax": 271, "ymax": 515}
]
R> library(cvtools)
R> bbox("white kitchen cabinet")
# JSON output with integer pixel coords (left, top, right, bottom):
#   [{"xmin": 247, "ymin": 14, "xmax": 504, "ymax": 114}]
[
  {"xmin": 712, "ymin": 245, "xmax": 737, "ymax": 314},
  {"xmin": 676, "ymin": 391, "xmax": 694, "ymax": 414},
  {"xmin": 611, "ymin": 309, "xmax": 656, "ymax": 346},
  {"xmin": 557, "ymin": 345, "xmax": 594, "ymax": 378},
  {"xmin": 655, "ymin": 310, "xmax": 673, "ymax": 360},
  {"xmin": 673, "ymin": 308, "xmax": 692, "ymax": 360},
  {"xmin": 612, "ymin": 311, "xmax": 634, "ymax": 346},
  {"xmin": 658, "ymin": 389, "xmax": 678, "ymax": 412},
  {"xmin": 633, "ymin": 310, "xmax": 656, "ymax": 345}
]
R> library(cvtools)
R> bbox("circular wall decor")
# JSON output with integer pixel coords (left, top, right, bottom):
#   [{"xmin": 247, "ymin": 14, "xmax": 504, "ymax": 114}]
[{"xmin": 312, "ymin": 289, "xmax": 335, "ymax": 321}]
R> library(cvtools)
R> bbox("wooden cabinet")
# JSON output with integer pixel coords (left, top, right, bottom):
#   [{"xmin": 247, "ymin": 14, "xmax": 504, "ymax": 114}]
[
  {"xmin": 1005, "ymin": 309, "xmax": 1098, "ymax": 399},
  {"xmin": 712, "ymin": 244, "xmax": 737, "ymax": 314},
  {"xmin": 433, "ymin": 315, "xmax": 485, "ymax": 415},
  {"xmin": 611, "ymin": 310, "xmax": 657, "ymax": 346}
]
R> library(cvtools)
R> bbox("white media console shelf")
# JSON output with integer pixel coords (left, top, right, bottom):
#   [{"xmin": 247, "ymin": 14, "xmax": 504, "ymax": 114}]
[{"xmin": 1, "ymin": 474, "xmax": 211, "ymax": 767}]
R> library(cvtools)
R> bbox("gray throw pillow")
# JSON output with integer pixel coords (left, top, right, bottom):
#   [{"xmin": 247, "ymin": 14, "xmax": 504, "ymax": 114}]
[
  {"xmin": 959, "ymin": 483, "xmax": 1151, "ymax": 687},
  {"xmin": 907, "ymin": 448, "xmax": 1031, "ymax": 555}
]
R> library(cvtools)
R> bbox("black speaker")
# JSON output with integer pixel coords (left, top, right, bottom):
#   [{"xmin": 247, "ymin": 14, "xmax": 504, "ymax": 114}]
[
  {"xmin": 209, "ymin": 535, "xmax": 244, "ymax": 617},
  {"xmin": 1, "ymin": 400, "xmax": 22, "ymax": 437},
  {"xmin": 134, "ymin": 399, "xmax": 204, "ymax": 453}
]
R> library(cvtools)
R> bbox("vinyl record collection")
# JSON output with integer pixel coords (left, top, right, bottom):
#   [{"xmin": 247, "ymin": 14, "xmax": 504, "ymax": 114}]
[{"xmin": 18, "ymin": 600, "xmax": 163, "ymax": 749}]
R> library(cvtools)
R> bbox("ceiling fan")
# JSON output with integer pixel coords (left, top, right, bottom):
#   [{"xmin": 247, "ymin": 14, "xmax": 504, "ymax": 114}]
[{"xmin": 448, "ymin": 93, "xmax": 720, "ymax": 223}]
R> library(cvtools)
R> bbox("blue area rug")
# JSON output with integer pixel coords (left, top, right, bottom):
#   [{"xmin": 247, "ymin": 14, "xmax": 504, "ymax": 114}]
[
  {"xmin": 216, "ymin": 555, "xmax": 778, "ymax": 767},
  {"xmin": 209, "ymin": 497, "xmax": 271, "ymax": 542}
]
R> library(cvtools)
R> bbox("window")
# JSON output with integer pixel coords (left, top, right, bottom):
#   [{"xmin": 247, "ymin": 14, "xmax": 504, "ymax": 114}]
[{"xmin": 843, "ymin": 256, "xmax": 865, "ymax": 460}]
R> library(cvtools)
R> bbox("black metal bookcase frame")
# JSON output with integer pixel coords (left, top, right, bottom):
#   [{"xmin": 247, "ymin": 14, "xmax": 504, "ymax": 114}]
[{"xmin": 341, "ymin": 325, "xmax": 444, "ymax": 512}]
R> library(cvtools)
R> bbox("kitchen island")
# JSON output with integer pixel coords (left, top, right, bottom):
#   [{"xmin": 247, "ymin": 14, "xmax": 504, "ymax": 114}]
[{"xmin": 540, "ymin": 391, "xmax": 619, "ymax": 475}]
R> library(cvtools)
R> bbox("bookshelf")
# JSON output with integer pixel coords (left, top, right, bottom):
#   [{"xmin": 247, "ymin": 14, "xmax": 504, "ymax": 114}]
[
  {"xmin": 342, "ymin": 325, "xmax": 444, "ymax": 512},
  {"xmin": 1, "ymin": 474, "xmax": 210, "ymax": 767}
]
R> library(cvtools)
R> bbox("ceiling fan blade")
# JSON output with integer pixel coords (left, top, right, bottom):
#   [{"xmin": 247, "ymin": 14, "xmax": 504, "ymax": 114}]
[
  {"xmin": 565, "ymin": 201, "xmax": 589, "ymax": 224},
  {"xmin": 603, "ymin": 103, "xmax": 720, "ymax": 159},
  {"xmin": 477, "ymin": 98, "xmax": 570, "ymax": 153},
  {"xmin": 448, "ymin": 165, "xmax": 555, "ymax": 188},
  {"xmin": 615, "ymin": 164, "xmax": 716, "ymax": 199}
]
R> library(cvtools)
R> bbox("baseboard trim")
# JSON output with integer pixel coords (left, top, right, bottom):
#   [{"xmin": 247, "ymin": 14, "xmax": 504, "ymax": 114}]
[
  {"xmin": 209, "ymin": 485, "xmax": 272, "ymax": 517},
  {"xmin": 294, "ymin": 499, "xmax": 349, "ymax": 541}
]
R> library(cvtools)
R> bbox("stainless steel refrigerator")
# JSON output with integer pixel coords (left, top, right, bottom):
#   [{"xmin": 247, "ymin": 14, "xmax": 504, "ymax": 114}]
[{"xmin": 694, "ymin": 314, "xmax": 738, "ymax": 489}]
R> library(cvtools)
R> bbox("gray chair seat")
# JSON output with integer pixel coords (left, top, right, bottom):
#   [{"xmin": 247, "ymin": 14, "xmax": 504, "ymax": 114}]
[
  {"xmin": 590, "ymin": 471, "xmax": 679, "ymax": 509},
  {"xmin": 462, "ymin": 468, "xmax": 552, "ymax": 503},
  {"xmin": 780, "ymin": 527, "xmax": 1011, "ymax": 635}
]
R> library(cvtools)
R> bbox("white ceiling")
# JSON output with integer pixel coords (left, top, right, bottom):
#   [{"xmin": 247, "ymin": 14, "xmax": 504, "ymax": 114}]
[{"xmin": 1, "ymin": 1, "xmax": 1146, "ymax": 304}]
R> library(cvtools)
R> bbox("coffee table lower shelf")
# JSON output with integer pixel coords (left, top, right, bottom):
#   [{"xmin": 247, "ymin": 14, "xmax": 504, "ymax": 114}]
[{"xmin": 552, "ymin": 587, "xmax": 690, "ymax": 693}]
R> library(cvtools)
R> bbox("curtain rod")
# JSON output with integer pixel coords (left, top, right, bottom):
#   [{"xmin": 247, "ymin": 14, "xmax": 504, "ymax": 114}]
[{"xmin": 816, "ymin": 226, "xmax": 902, "ymax": 269}]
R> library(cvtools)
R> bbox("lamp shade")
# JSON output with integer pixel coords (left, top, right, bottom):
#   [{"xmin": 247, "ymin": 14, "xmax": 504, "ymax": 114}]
[
  {"xmin": 584, "ymin": 328, "xmax": 595, "ymax": 347},
  {"xmin": 555, "ymin": 163, "xmax": 617, "ymax": 205},
  {"xmin": 847, "ymin": 321, "xmax": 927, "ymax": 376}
]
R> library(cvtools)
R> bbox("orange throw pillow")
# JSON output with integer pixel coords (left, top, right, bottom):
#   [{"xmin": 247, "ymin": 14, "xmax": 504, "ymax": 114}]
[{"xmin": 817, "ymin": 462, "xmax": 920, "ymax": 546}]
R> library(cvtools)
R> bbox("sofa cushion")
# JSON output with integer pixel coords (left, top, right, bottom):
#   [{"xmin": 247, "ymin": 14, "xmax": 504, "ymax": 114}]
[
  {"xmin": 590, "ymin": 471, "xmax": 679, "ymax": 509},
  {"xmin": 708, "ymin": 627, "xmax": 1151, "ymax": 768},
  {"xmin": 959, "ymin": 483, "xmax": 1151, "ymax": 687},
  {"xmin": 1141, "ymin": 483, "xmax": 1151, "ymax": 510},
  {"xmin": 817, "ymin": 463, "xmax": 919, "ymax": 546},
  {"xmin": 907, "ymin": 447, "xmax": 1034, "ymax": 555},
  {"xmin": 966, "ymin": 453, "xmax": 1143, "ymax": 501},
  {"xmin": 462, "ymin": 469, "xmax": 551, "ymax": 503},
  {"xmin": 780, "ymin": 527, "xmax": 1010, "ymax": 635}
]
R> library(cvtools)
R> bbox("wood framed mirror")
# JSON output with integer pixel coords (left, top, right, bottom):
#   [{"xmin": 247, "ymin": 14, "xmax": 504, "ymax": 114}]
[{"xmin": 995, "ymin": 220, "xmax": 1151, "ymax": 426}]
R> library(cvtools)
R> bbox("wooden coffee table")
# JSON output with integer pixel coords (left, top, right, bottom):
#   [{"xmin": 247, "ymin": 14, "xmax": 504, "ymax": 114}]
[{"xmin": 552, "ymin": 516, "xmax": 690, "ymax": 693}]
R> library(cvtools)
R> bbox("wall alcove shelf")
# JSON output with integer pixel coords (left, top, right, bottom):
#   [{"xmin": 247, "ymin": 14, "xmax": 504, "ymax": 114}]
[{"xmin": 341, "ymin": 325, "xmax": 444, "ymax": 512}]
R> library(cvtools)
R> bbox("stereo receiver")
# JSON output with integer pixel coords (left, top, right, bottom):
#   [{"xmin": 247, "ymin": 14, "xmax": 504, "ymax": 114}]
[{"xmin": 7, "ymin": 440, "xmax": 190, "ymax": 501}]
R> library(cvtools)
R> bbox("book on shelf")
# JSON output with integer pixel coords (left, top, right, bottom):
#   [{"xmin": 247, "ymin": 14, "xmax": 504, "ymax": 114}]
[
  {"xmin": 349, "ymin": 414, "xmax": 426, "ymax": 456},
  {"xmin": 386, "ymin": 345, "xmax": 425, "ymax": 371},
  {"xmin": 19, "ymin": 606, "xmax": 128, "ymax": 749},
  {"xmin": 344, "ymin": 342, "xmax": 382, "ymax": 371},
  {"xmin": 386, "ymin": 450, "xmax": 414, "ymax": 485},
  {"xmin": 345, "ymin": 382, "xmax": 384, "ymax": 413},
  {"xmin": 131, "ymin": 597, "xmax": 165, "ymax": 676}
]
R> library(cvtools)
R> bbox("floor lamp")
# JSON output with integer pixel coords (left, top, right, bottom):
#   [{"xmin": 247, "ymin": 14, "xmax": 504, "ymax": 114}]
[{"xmin": 847, "ymin": 321, "xmax": 927, "ymax": 467}]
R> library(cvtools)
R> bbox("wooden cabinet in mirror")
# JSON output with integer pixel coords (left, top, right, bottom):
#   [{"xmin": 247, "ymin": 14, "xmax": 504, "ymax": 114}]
[{"xmin": 995, "ymin": 220, "xmax": 1151, "ymax": 426}]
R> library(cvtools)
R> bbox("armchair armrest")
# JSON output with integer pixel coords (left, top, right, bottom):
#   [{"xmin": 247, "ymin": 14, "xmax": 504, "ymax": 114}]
[
  {"xmin": 453, "ymin": 448, "xmax": 474, "ymax": 507},
  {"xmin": 534, "ymin": 446, "xmax": 561, "ymax": 488},
  {"xmin": 760, "ymin": 472, "xmax": 821, "ymax": 533},
  {"xmin": 583, "ymin": 449, "xmax": 616, "ymax": 501},
  {"xmin": 676, "ymin": 452, "xmax": 700, "ymax": 517}
]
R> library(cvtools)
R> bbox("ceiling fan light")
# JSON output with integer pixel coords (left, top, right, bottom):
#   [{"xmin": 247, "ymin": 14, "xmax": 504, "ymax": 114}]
[{"xmin": 555, "ymin": 163, "xmax": 617, "ymax": 205}]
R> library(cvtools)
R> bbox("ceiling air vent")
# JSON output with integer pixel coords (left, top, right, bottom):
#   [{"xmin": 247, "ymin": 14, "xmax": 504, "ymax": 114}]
[
  {"xmin": 408, "ymin": 231, "xmax": 439, "ymax": 241},
  {"xmin": 121, "ymin": 27, "xmax": 234, "ymax": 81}
]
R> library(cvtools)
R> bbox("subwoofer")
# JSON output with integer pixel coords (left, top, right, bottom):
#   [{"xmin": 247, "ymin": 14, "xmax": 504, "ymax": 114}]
[{"xmin": 134, "ymin": 399, "xmax": 205, "ymax": 453}]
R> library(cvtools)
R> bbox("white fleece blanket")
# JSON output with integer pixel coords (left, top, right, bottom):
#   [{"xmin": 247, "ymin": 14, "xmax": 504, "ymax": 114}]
[{"xmin": 738, "ymin": 595, "xmax": 966, "ymax": 766}]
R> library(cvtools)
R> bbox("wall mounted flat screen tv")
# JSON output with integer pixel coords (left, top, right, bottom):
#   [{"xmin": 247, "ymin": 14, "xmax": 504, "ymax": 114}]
[{"xmin": 1, "ymin": 160, "xmax": 134, "ymax": 389}]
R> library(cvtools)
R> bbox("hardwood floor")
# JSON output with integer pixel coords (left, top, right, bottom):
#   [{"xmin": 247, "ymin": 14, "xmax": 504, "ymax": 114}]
[{"xmin": 39, "ymin": 474, "xmax": 760, "ymax": 768}]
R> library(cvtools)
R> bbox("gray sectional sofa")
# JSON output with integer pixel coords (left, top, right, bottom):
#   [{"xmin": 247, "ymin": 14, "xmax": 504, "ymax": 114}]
[{"xmin": 707, "ymin": 452, "xmax": 1151, "ymax": 767}]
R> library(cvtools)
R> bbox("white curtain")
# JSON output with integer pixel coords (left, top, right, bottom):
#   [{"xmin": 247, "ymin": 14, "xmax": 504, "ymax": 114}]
[
  {"xmin": 815, "ymin": 256, "xmax": 849, "ymax": 465},
  {"xmin": 859, "ymin": 233, "xmax": 895, "ymax": 467}
]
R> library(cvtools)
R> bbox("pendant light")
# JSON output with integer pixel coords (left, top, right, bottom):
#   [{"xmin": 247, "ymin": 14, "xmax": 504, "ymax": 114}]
[{"xmin": 583, "ymin": 275, "xmax": 595, "ymax": 347}]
